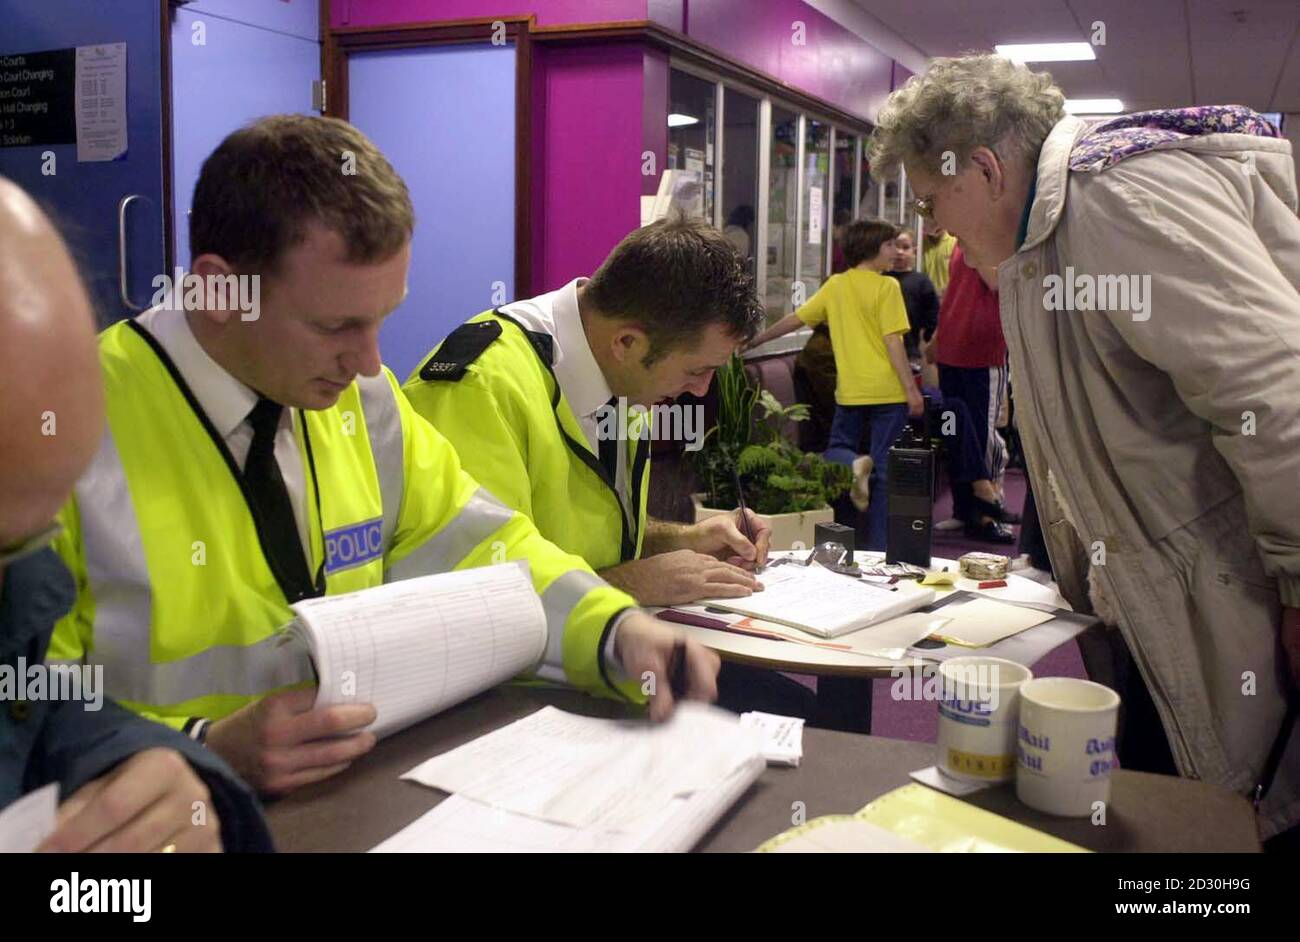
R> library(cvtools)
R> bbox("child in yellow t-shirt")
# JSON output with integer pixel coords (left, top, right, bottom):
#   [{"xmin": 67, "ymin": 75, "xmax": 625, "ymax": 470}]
[{"xmin": 748, "ymin": 220, "xmax": 923, "ymax": 550}]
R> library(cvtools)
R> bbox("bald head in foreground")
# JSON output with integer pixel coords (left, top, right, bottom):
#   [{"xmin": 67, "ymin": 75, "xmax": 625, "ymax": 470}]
[{"xmin": 0, "ymin": 178, "xmax": 103, "ymax": 549}]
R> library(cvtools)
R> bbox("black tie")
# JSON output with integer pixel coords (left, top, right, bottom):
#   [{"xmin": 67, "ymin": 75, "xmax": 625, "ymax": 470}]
[
  {"xmin": 597, "ymin": 396, "xmax": 619, "ymax": 483},
  {"xmin": 244, "ymin": 398, "xmax": 315, "ymax": 602}
]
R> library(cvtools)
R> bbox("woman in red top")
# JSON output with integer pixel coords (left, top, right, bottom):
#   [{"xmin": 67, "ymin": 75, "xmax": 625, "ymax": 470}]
[{"xmin": 929, "ymin": 244, "xmax": 1018, "ymax": 541}]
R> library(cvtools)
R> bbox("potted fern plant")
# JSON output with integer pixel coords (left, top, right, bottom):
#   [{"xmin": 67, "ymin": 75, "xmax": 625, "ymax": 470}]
[{"xmin": 691, "ymin": 355, "xmax": 851, "ymax": 549}]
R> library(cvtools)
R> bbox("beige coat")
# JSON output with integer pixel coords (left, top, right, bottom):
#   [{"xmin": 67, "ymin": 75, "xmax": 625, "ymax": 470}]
[{"xmin": 999, "ymin": 115, "xmax": 1300, "ymax": 837}]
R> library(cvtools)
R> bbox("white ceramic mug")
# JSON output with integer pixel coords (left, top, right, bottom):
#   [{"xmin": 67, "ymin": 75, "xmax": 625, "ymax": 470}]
[
  {"xmin": 1015, "ymin": 677, "xmax": 1121, "ymax": 817},
  {"xmin": 934, "ymin": 656, "xmax": 1033, "ymax": 783}
]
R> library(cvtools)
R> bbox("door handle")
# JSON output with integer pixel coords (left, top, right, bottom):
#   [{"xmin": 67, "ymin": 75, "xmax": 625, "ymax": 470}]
[{"xmin": 117, "ymin": 194, "xmax": 146, "ymax": 313}]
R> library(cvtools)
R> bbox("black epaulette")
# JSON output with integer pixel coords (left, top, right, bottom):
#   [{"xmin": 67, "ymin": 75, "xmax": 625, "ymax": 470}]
[
  {"xmin": 419, "ymin": 320, "xmax": 503, "ymax": 381},
  {"xmin": 524, "ymin": 329, "xmax": 555, "ymax": 367}
]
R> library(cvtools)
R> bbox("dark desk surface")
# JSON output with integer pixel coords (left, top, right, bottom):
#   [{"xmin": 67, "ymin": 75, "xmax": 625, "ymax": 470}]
[{"xmin": 265, "ymin": 686, "xmax": 1261, "ymax": 853}]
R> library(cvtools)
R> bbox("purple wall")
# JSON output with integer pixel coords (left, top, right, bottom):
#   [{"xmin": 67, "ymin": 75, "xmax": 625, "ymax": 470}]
[
  {"xmin": 532, "ymin": 44, "xmax": 646, "ymax": 292},
  {"xmin": 685, "ymin": 0, "xmax": 892, "ymax": 120},
  {"xmin": 642, "ymin": 47, "xmax": 669, "ymax": 197},
  {"xmin": 331, "ymin": 0, "xmax": 648, "ymax": 28},
  {"xmin": 330, "ymin": 0, "xmax": 902, "ymax": 294},
  {"xmin": 647, "ymin": 0, "xmax": 684, "ymax": 30},
  {"xmin": 331, "ymin": 1, "xmax": 893, "ymax": 121}
]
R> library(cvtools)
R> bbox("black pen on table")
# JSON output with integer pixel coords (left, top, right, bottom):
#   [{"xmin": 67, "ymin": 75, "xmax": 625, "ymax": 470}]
[{"xmin": 733, "ymin": 470, "xmax": 763, "ymax": 574}]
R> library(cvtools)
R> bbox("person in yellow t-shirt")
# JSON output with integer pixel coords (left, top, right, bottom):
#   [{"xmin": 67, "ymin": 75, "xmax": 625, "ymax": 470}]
[
  {"xmin": 921, "ymin": 222, "xmax": 957, "ymax": 299},
  {"xmin": 748, "ymin": 220, "xmax": 923, "ymax": 550}
]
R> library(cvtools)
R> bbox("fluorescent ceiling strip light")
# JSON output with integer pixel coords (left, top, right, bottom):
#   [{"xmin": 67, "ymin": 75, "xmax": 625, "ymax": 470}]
[{"xmin": 995, "ymin": 42, "xmax": 1096, "ymax": 63}]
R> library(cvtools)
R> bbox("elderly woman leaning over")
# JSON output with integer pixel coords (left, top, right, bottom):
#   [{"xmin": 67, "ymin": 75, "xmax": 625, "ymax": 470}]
[{"xmin": 868, "ymin": 54, "xmax": 1300, "ymax": 845}]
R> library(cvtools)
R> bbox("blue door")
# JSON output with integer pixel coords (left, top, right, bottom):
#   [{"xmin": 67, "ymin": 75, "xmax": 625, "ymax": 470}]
[
  {"xmin": 0, "ymin": 0, "xmax": 167, "ymax": 326},
  {"xmin": 169, "ymin": 0, "xmax": 320, "ymax": 270},
  {"xmin": 347, "ymin": 44, "xmax": 517, "ymax": 379}
]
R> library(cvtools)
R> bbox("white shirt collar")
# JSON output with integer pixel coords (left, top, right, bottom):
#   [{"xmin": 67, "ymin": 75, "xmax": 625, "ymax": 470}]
[
  {"xmin": 550, "ymin": 278, "xmax": 613, "ymax": 420},
  {"xmin": 136, "ymin": 305, "xmax": 262, "ymax": 439}
]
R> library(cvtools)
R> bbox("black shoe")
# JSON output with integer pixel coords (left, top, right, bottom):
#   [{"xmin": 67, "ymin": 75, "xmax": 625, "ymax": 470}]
[
  {"xmin": 964, "ymin": 519, "xmax": 1016, "ymax": 544},
  {"xmin": 972, "ymin": 495, "xmax": 1020, "ymax": 524}
]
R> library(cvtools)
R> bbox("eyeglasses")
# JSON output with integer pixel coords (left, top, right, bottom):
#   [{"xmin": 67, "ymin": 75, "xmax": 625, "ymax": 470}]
[
  {"xmin": 911, "ymin": 192, "xmax": 935, "ymax": 220},
  {"xmin": 0, "ymin": 522, "xmax": 63, "ymax": 568}
]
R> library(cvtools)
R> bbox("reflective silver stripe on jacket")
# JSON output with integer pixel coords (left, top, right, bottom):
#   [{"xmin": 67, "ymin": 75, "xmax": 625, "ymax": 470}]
[
  {"xmin": 58, "ymin": 427, "xmax": 313, "ymax": 705},
  {"xmin": 357, "ymin": 371, "xmax": 404, "ymax": 555},
  {"xmin": 386, "ymin": 486, "xmax": 514, "ymax": 580},
  {"xmin": 540, "ymin": 568, "xmax": 608, "ymax": 672}
]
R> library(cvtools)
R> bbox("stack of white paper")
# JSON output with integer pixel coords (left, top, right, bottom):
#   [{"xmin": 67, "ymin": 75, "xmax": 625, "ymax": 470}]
[
  {"xmin": 374, "ymin": 704, "xmax": 766, "ymax": 852},
  {"xmin": 740, "ymin": 711, "xmax": 805, "ymax": 767}
]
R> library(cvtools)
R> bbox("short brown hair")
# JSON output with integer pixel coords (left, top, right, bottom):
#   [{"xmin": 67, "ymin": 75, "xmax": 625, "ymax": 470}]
[
  {"xmin": 189, "ymin": 115, "xmax": 414, "ymax": 274},
  {"xmin": 842, "ymin": 219, "xmax": 899, "ymax": 268},
  {"xmin": 584, "ymin": 214, "xmax": 763, "ymax": 365}
]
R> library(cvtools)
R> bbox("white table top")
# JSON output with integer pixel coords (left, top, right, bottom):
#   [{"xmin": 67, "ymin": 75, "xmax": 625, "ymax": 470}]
[{"xmin": 663, "ymin": 553, "xmax": 1086, "ymax": 677}]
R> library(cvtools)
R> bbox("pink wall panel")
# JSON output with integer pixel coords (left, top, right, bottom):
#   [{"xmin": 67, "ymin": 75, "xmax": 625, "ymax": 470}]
[{"xmin": 532, "ymin": 44, "xmax": 645, "ymax": 292}]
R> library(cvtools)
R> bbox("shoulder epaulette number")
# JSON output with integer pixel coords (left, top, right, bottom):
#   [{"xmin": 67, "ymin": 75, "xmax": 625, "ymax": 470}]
[{"xmin": 419, "ymin": 320, "xmax": 503, "ymax": 381}]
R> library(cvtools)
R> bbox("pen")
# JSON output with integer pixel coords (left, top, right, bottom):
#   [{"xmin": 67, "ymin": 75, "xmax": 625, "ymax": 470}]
[
  {"xmin": 733, "ymin": 470, "xmax": 763, "ymax": 574},
  {"xmin": 667, "ymin": 637, "xmax": 689, "ymax": 699}
]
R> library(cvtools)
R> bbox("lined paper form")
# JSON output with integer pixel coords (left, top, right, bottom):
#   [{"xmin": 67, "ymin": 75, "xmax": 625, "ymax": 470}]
[
  {"xmin": 378, "ymin": 706, "xmax": 766, "ymax": 852},
  {"xmin": 698, "ymin": 563, "xmax": 935, "ymax": 638},
  {"xmin": 285, "ymin": 562, "xmax": 546, "ymax": 738},
  {"xmin": 374, "ymin": 757, "xmax": 761, "ymax": 854},
  {"xmin": 402, "ymin": 704, "xmax": 766, "ymax": 832}
]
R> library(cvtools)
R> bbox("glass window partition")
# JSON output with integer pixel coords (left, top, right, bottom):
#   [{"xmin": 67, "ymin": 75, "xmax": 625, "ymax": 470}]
[
  {"xmin": 764, "ymin": 106, "xmax": 799, "ymax": 325},
  {"xmin": 720, "ymin": 87, "xmax": 760, "ymax": 275}
]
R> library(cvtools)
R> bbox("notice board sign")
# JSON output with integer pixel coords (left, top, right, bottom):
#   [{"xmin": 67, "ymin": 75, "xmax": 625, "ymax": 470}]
[
  {"xmin": 1, "ymin": 44, "xmax": 127, "ymax": 160},
  {"xmin": 0, "ymin": 48, "xmax": 76, "ymax": 149}
]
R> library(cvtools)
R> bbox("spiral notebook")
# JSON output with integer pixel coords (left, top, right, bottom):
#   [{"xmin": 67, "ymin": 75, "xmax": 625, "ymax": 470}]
[{"xmin": 277, "ymin": 562, "xmax": 547, "ymax": 738}]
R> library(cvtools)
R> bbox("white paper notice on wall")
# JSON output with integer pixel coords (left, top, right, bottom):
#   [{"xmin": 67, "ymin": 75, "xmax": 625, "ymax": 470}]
[
  {"xmin": 75, "ymin": 43, "xmax": 127, "ymax": 162},
  {"xmin": 808, "ymin": 186, "xmax": 823, "ymax": 245}
]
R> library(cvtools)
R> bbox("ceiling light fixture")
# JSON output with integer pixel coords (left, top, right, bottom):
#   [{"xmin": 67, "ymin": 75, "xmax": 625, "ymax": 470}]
[{"xmin": 995, "ymin": 42, "xmax": 1096, "ymax": 63}]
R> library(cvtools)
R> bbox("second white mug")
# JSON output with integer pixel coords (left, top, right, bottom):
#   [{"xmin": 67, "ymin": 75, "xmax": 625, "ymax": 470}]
[{"xmin": 1015, "ymin": 677, "xmax": 1121, "ymax": 817}]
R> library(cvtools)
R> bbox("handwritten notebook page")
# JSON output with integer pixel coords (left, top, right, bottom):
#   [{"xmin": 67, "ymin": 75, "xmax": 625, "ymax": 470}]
[
  {"xmin": 290, "ymin": 562, "xmax": 546, "ymax": 738},
  {"xmin": 698, "ymin": 563, "xmax": 935, "ymax": 638}
]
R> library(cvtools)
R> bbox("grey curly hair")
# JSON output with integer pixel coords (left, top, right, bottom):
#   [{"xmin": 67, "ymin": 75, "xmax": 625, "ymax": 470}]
[{"xmin": 867, "ymin": 54, "xmax": 1066, "ymax": 179}]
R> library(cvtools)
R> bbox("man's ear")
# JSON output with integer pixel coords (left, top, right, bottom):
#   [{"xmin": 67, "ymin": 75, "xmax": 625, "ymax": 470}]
[
  {"xmin": 610, "ymin": 324, "xmax": 649, "ymax": 365},
  {"xmin": 189, "ymin": 254, "xmax": 238, "ymax": 325}
]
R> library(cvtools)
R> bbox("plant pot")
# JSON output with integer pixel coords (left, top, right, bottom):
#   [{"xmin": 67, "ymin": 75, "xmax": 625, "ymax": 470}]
[{"xmin": 690, "ymin": 493, "xmax": 835, "ymax": 552}]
